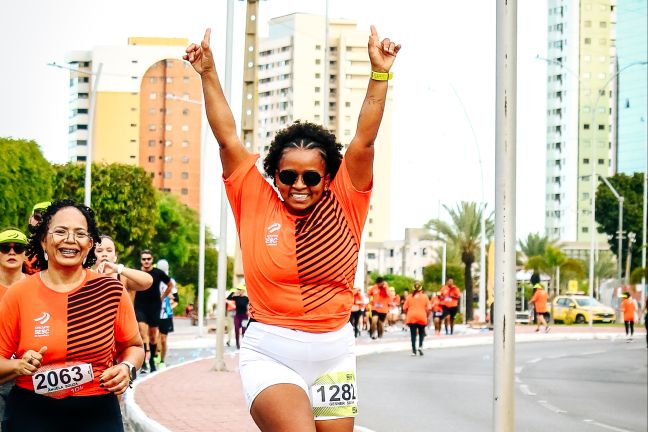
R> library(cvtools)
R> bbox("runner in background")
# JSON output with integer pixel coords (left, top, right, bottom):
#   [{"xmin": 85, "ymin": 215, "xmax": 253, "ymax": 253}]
[
  {"xmin": 440, "ymin": 278, "xmax": 461, "ymax": 335},
  {"xmin": 0, "ymin": 228, "xmax": 29, "ymax": 423},
  {"xmin": 403, "ymin": 282, "xmax": 431, "ymax": 356},
  {"xmin": 185, "ymin": 24, "xmax": 400, "ymax": 431},
  {"xmin": 529, "ymin": 283, "xmax": 549, "ymax": 333},
  {"xmin": 156, "ymin": 259, "xmax": 178, "ymax": 367},
  {"xmin": 369, "ymin": 277, "xmax": 390, "ymax": 339},
  {"xmin": 387, "ymin": 286, "xmax": 400, "ymax": 329},
  {"xmin": 620, "ymin": 292, "xmax": 636, "ymax": 341},
  {"xmin": 94, "ymin": 235, "xmax": 153, "ymax": 303},
  {"xmin": 350, "ymin": 287, "xmax": 368, "ymax": 338},
  {"xmin": 23, "ymin": 201, "xmax": 51, "ymax": 275},
  {"xmin": 0, "ymin": 199, "xmax": 143, "ymax": 431},
  {"xmin": 227, "ymin": 286, "xmax": 250, "ymax": 350},
  {"xmin": 430, "ymin": 292, "xmax": 444, "ymax": 335}
]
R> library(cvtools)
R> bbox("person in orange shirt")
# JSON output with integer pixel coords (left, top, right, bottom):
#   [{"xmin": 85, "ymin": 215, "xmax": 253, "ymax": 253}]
[
  {"xmin": 440, "ymin": 278, "xmax": 461, "ymax": 335},
  {"xmin": 350, "ymin": 287, "xmax": 368, "ymax": 338},
  {"xmin": 430, "ymin": 292, "xmax": 444, "ymax": 335},
  {"xmin": 387, "ymin": 287, "xmax": 401, "ymax": 327},
  {"xmin": 620, "ymin": 292, "xmax": 637, "ymax": 341},
  {"xmin": 403, "ymin": 282, "xmax": 431, "ymax": 356},
  {"xmin": 0, "ymin": 199, "xmax": 144, "ymax": 430},
  {"xmin": 369, "ymin": 278, "xmax": 391, "ymax": 339},
  {"xmin": 185, "ymin": 25, "xmax": 400, "ymax": 431},
  {"xmin": 530, "ymin": 283, "xmax": 550, "ymax": 333}
]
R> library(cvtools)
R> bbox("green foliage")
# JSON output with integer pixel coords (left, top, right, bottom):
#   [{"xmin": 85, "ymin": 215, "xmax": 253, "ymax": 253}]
[
  {"xmin": 52, "ymin": 162, "xmax": 158, "ymax": 264},
  {"xmin": 595, "ymin": 173, "xmax": 645, "ymax": 275},
  {"xmin": 422, "ymin": 264, "xmax": 465, "ymax": 292},
  {"xmin": 173, "ymin": 282, "xmax": 194, "ymax": 317},
  {"xmin": 152, "ymin": 192, "xmax": 199, "ymax": 268},
  {"xmin": 424, "ymin": 201, "xmax": 494, "ymax": 320},
  {"xmin": 0, "ymin": 137, "xmax": 54, "ymax": 229},
  {"xmin": 518, "ymin": 232, "xmax": 557, "ymax": 261},
  {"xmin": 630, "ymin": 267, "xmax": 647, "ymax": 284}
]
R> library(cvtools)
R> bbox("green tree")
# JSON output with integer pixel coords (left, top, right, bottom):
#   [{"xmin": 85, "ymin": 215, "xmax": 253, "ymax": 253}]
[
  {"xmin": 595, "ymin": 172, "xmax": 644, "ymax": 276},
  {"xmin": 425, "ymin": 201, "xmax": 494, "ymax": 321},
  {"xmin": 52, "ymin": 162, "xmax": 158, "ymax": 263},
  {"xmin": 152, "ymin": 192, "xmax": 199, "ymax": 268},
  {"xmin": 0, "ymin": 138, "xmax": 54, "ymax": 229},
  {"xmin": 518, "ymin": 232, "xmax": 557, "ymax": 285},
  {"xmin": 422, "ymin": 263, "xmax": 464, "ymax": 292},
  {"xmin": 525, "ymin": 246, "xmax": 585, "ymax": 294}
]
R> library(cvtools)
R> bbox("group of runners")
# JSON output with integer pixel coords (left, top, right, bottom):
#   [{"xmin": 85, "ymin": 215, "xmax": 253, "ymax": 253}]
[
  {"xmin": 0, "ymin": 200, "xmax": 181, "ymax": 430},
  {"xmin": 351, "ymin": 277, "xmax": 463, "ymax": 345}
]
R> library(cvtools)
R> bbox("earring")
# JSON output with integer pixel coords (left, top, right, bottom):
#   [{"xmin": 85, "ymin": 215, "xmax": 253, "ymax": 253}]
[{"xmin": 43, "ymin": 252, "xmax": 48, "ymax": 261}]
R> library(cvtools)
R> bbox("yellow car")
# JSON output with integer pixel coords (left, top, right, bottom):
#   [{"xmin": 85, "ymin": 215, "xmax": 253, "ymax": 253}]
[{"xmin": 552, "ymin": 295, "xmax": 616, "ymax": 324}]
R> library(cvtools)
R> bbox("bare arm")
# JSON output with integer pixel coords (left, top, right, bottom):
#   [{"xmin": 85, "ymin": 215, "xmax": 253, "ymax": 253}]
[
  {"xmin": 97, "ymin": 261, "xmax": 153, "ymax": 291},
  {"xmin": 344, "ymin": 25, "xmax": 401, "ymax": 191},
  {"xmin": 184, "ymin": 28, "xmax": 250, "ymax": 178}
]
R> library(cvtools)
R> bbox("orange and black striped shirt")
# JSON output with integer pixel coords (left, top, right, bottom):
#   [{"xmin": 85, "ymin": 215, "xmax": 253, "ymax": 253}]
[
  {"xmin": 0, "ymin": 270, "xmax": 138, "ymax": 396},
  {"xmin": 225, "ymin": 154, "xmax": 371, "ymax": 333}
]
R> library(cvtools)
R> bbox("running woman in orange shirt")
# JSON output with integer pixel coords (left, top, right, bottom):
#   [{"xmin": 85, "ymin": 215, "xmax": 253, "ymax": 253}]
[
  {"xmin": 369, "ymin": 277, "xmax": 391, "ymax": 339},
  {"xmin": 440, "ymin": 278, "xmax": 461, "ymax": 335},
  {"xmin": 620, "ymin": 292, "xmax": 636, "ymax": 340},
  {"xmin": 430, "ymin": 292, "xmax": 444, "ymax": 335},
  {"xmin": 185, "ymin": 25, "xmax": 400, "ymax": 432},
  {"xmin": 403, "ymin": 282, "xmax": 431, "ymax": 356},
  {"xmin": 0, "ymin": 199, "xmax": 144, "ymax": 431},
  {"xmin": 530, "ymin": 283, "xmax": 550, "ymax": 333}
]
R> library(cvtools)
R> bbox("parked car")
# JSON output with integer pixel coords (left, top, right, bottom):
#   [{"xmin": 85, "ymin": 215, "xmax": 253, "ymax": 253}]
[{"xmin": 552, "ymin": 295, "xmax": 616, "ymax": 324}]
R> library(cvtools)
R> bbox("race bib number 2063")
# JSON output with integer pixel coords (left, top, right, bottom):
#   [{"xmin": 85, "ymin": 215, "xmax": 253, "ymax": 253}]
[
  {"xmin": 32, "ymin": 362, "xmax": 94, "ymax": 399},
  {"xmin": 311, "ymin": 371, "xmax": 358, "ymax": 418}
]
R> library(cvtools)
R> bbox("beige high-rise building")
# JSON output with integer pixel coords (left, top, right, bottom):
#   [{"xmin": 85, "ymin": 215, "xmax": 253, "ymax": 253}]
[
  {"xmin": 544, "ymin": 0, "xmax": 617, "ymax": 252},
  {"xmin": 66, "ymin": 37, "xmax": 202, "ymax": 211},
  {"xmin": 255, "ymin": 13, "xmax": 394, "ymax": 243}
]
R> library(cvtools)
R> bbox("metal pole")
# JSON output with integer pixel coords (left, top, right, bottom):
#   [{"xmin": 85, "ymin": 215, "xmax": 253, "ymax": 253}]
[
  {"xmin": 84, "ymin": 62, "xmax": 102, "ymax": 207},
  {"xmin": 479, "ymin": 211, "xmax": 486, "ymax": 321},
  {"xmin": 441, "ymin": 241, "xmax": 447, "ymax": 286},
  {"xmin": 618, "ymin": 197, "xmax": 624, "ymax": 281},
  {"xmin": 213, "ymin": 0, "xmax": 236, "ymax": 372},
  {"xmin": 322, "ymin": 0, "xmax": 329, "ymax": 127},
  {"xmin": 493, "ymin": 1, "xmax": 516, "ymax": 430},
  {"xmin": 642, "ymin": 125, "xmax": 647, "ymax": 304}
]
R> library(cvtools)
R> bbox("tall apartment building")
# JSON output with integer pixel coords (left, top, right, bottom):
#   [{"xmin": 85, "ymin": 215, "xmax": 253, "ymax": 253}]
[
  {"xmin": 544, "ymin": 0, "xmax": 616, "ymax": 249},
  {"xmin": 66, "ymin": 38, "xmax": 202, "ymax": 211},
  {"xmin": 615, "ymin": 0, "xmax": 647, "ymax": 175},
  {"xmin": 255, "ymin": 13, "xmax": 394, "ymax": 242}
]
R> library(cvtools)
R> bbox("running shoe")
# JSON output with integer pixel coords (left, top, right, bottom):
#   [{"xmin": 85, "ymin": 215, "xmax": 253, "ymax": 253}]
[
  {"xmin": 149, "ymin": 359, "xmax": 157, "ymax": 373},
  {"xmin": 158, "ymin": 361, "xmax": 166, "ymax": 370},
  {"xmin": 140, "ymin": 362, "xmax": 149, "ymax": 374},
  {"xmin": 418, "ymin": 349, "xmax": 424, "ymax": 356},
  {"xmin": 153, "ymin": 353, "xmax": 161, "ymax": 367},
  {"xmin": 544, "ymin": 327, "xmax": 550, "ymax": 333},
  {"xmin": 410, "ymin": 352, "xmax": 417, "ymax": 356}
]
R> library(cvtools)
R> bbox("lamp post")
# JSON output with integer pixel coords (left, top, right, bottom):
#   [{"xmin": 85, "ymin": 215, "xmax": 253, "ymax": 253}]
[
  {"xmin": 625, "ymin": 232, "xmax": 636, "ymax": 285},
  {"xmin": 47, "ymin": 61, "xmax": 103, "ymax": 207},
  {"xmin": 598, "ymin": 175, "xmax": 624, "ymax": 281}
]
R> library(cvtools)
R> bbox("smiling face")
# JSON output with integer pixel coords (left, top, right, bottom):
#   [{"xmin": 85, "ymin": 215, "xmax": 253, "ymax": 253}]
[
  {"xmin": 41, "ymin": 207, "xmax": 93, "ymax": 269},
  {"xmin": 0, "ymin": 243, "xmax": 27, "ymax": 272},
  {"xmin": 95, "ymin": 237, "xmax": 117, "ymax": 264},
  {"xmin": 275, "ymin": 148, "xmax": 330, "ymax": 215}
]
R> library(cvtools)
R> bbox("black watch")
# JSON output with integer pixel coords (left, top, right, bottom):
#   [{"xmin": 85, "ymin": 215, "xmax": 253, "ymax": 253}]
[{"xmin": 120, "ymin": 361, "xmax": 137, "ymax": 383}]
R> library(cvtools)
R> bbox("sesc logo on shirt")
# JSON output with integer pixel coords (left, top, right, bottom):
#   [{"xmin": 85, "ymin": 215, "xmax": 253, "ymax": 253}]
[
  {"xmin": 34, "ymin": 311, "xmax": 51, "ymax": 337},
  {"xmin": 265, "ymin": 222, "xmax": 281, "ymax": 246}
]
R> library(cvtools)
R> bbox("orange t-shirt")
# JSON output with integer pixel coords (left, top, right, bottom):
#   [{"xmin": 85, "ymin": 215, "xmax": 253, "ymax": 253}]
[
  {"xmin": 620, "ymin": 298, "xmax": 636, "ymax": 321},
  {"xmin": 440, "ymin": 285, "xmax": 461, "ymax": 308},
  {"xmin": 224, "ymin": 154, "xmax": 371, "ymax": 333},
  {"xmin": 351, "ymin": 291, "xmax": 368, "ymax": 312},
  {"xmin": 530, "ymin": 289, "xmax": 549, "ymax": 313},
  {"xmin": 430, "ymin": 295, "xmax": 443, "ymax": 313},
  {"xmin": 404, "ymin": 292, "xmax": 431, "ymax": 325},
  {"xmin": 369, "ymin": 285, "xmax": 391, "ymax": 314},
  {"xmin": 389, "ymin": 294, "xmax": 401, "ymax": 309},
  {"xmin": 0, "ymin": 283, "xmax": 7, "ymax": 301},
  {"xmin": 0, "ymin": 270, "xmax": 139, "ymax": 397}
]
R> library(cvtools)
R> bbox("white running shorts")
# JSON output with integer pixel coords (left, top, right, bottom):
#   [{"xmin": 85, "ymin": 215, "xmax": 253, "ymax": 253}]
[{"xmin": 239, "ymin": 321, "xmax": 358, "ymax": 420}]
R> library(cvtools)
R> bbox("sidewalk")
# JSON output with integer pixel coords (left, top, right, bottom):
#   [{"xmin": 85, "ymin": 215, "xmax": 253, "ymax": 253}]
[{"xmin": 123, "ymin": 321, "xmax": 642, "ymax": 432}]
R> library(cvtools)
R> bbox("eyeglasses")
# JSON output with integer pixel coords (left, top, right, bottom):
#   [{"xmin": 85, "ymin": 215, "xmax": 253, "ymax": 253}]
[
  {"xmin": 48, "ymin": 228, "xmax": 90, "ymax": 241},
  {"xmin": 278, "ymin": 170, "xmax": 323, "ymax": 187},
  {"xmin": 0, "ymin": 243, "xmax": 26, "ymax": 254}
]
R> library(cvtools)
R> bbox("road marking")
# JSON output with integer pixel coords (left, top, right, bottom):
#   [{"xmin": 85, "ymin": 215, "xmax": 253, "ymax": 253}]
[
  {"xmin": 354, "ymin": 426, "xmax": 377, "ymax": 432},
  {"xmin": 538, "ymin": 400, "xmax": 566, "ymax": 414},
  {"xmin": 519, "ymin": 384, "xmax": 536, "ymax": 396},
  {"xmin": 527, "ymin": 357, "xmax": 542, "ymax": 364},
  {"xmin": 583, "ymin": 419, "xmax": 633, "ymax": 432},
  {"xmin": 581, "ymin": 350, "xmax": 606, "ymax": 356}
]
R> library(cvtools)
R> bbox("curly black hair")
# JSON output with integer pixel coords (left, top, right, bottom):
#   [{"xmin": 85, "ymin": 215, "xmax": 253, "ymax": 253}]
[
  {"xmin": 263, "ymin": 121, "xmax": 343, "ymax": 180},
  {"xmin": 26, "ymin": 199, "xmax": 101, "ymax": 270}
]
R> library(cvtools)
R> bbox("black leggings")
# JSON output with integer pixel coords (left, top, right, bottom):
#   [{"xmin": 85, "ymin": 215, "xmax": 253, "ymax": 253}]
[
  {"xmin": 624, "ymin": 320, "xmax": 634, "ymax": 336},
  {"xmin": 408, "ymin": 323, "xmax": 426, "ymax": 353},
  {"xmin": 350, "ymin": 310, "xmax": 364, "ymax": 337},
  {"xmin": 2, "ymin": 386, "xmax": 124, "ymax": 432}
]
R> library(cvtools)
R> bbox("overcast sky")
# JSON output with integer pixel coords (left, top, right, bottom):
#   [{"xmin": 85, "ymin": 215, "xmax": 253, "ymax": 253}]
[{"xmin": 0, "ymin": 0, "xmax": 547, "ymax": 244}]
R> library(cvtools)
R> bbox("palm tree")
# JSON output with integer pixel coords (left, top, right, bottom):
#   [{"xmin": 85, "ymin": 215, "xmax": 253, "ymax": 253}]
[
  {"xmin": 518, "ymin": 233, "xmax": 557, "ymax": 285},
  {"xmin": 425, "ymin": 201, "xmax": 494, "ymax": 321},
  {"xmin": 525, "ymin": 246, "xmax": 585, "ymax": 296}
]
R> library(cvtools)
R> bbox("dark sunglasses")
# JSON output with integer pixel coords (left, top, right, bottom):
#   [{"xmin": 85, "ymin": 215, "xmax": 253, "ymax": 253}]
[
  {"xmin": 0, "ymin": 243, "xmax": 26, "ymax": 254},
  {"xmin": 278, "ymin": 170, "xmax": 323, "ymax": 187},
  {"xmin": 141, "ymin": 257, "xmax": 153, "ymax": 262}
]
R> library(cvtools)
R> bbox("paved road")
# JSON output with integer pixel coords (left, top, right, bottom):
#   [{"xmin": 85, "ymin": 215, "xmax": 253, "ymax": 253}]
[{"xmin": 355, "ymin": 339, "xmax": 647, "ymax": 432}]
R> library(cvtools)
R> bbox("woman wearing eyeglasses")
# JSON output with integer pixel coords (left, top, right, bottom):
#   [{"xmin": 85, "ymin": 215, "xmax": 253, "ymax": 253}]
[
  {"xmin": 185, "ymin": 25, "xmax": 400, "ymax": 432},
  {"xmin": 0, "ymin": 199, "xmax": 143, "ymax": 431}
]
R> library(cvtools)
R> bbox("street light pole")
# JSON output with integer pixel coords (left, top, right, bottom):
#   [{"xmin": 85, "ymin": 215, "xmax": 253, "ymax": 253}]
[{"xmin": 599, "ymin": 175, "xmax": 624, "ymax": 281}]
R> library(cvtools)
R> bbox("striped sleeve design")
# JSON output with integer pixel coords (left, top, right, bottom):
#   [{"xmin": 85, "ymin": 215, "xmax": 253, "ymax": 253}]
[
  {"xmin": 67, "ymin": 277, "xmax": 123, "ymax": 370},
  {"xmin": 296, "ymin": 193, "xmax": 359, "ymax": 314}
]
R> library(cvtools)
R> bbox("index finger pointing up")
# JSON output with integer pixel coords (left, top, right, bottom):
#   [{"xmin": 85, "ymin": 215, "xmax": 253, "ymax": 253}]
[
  {"xmin": 203, "ymin": 28, "xmax": 212, "ymax": 45},
  {"xmin": 370, "ymin": 25, "xmax": 378, "ymax": 38}
]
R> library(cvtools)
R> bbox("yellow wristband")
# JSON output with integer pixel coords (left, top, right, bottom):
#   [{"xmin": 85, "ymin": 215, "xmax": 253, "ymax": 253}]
[{"xmin": 370, "ymin": 71, "xmax": 393, "ymax": 81}]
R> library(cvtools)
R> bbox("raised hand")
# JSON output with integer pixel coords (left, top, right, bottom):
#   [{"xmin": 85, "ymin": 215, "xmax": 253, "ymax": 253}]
[
  {"xmin": 183, "ymin": 28, "xmax": 215, "ymax": 76},
  {"xmin": 367, "ymin": 25, "xmax": 401, "ymax": 73}
]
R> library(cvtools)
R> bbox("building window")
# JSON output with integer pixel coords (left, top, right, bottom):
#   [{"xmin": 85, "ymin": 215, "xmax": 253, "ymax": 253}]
[
  {"xmin": 164, "ymin": 156, "xmax": 172, "ymax": 162},
  {"xmin": 148, "ymin": 140, "xmax": 156, "ymax": 147},
  {"xmin": 315, "ymin": 59, "xmax": 321, "ymax": 65},
  {"xmin": 164, "ymin": 172, "xmax": 172, "ymax": 179},
  {"xmin": 182, "ymin": 140, "xmax": 189, "ymax": 147},
  {"xmin": 367, "ymin": 252, "xmax": 376, "ymax": 260},
  {"xmin": 182, "ymin": 108, "xmax": 190, "ymax": 116},
  {"xmin": 165, "ymin": 125, "xmax": 173, "ymax": 131},
  {"xmin": 165, "ymin": 140, "xmax": 172, "ymax": 147},
  {"xmin": 165, "ymin": 59, "xmax": 174, "ymax": 67},
  {"xmin": 181, "ymin": 156, "xmax": 189, "ymax": 164},
  {"xmin": 583, "ymin": 158, "xmax": 590, "ymax": 164},
  {"xmin": 149, "ymin": 77, "xmax": 157, "ymax": 84},
  {"xmin": 389, "ymin": 249, "xmax": 394, "ymax": 257},
  {"xmin": 583, "ymin": 124, "xmax": 590, "ymax": 130},
  {"xmin": 181, "ymin": 188, "xmax": 189, "ymax": 195},
  {"xmin": 315, "ymin": 87, "xmax": 321, "ymax": 93},
  {"xmin": 597, "ymin": 159, "xmax": 604, "ymax": 165},
  {"xmin": 584, "ymin": 38, "xmax": 591, "ymax": 45},
  {"xmin": 582, "ymin": 226, "xmax": 589, "ymax": 233},
  {"xmin": 598, "ymin": 124, "xmax": 605, "ymax": 130},
  {"xmin": 148, "ymin": 156, "xmax": 155, "ymax": 163},
  {"xmin": 181, "ymin": 172, "xmax": 189, "ymax": 179},
  {"xmin": 149, "ymin": 92, "xmax": 157, "ymax": 100},
  {"xmin": 181, "ymin": 125, "xmax": 189, "ymax": 132},
  {"xmin": 149, "ymin": 124, "xmax": 156, "ymax": 131}
]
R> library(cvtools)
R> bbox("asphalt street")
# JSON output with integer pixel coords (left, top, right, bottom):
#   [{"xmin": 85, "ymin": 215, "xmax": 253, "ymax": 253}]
[{"xmin": 355, "ymin": 338, "xmax": 647, "ymax": 432}]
